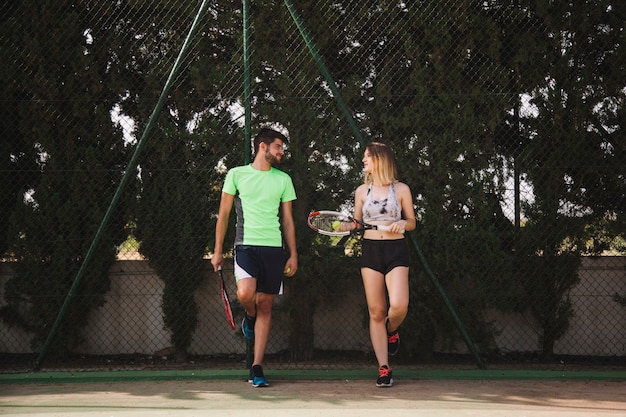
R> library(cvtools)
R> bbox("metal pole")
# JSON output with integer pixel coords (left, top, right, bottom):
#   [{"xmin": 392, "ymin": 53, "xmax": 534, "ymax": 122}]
[
  {"xmin": 243, "ymin": 0, "xmax": 254, "ymax": 369},
  {"xmin": 283, "ymin": 0, "xmax": 366, "ymax": 148}
]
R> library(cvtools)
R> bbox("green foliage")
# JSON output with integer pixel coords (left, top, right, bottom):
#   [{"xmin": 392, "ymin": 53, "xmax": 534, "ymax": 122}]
[
  {"xmin": 404, "ymin": 194, "xmax": 518, "ymax": 358},
  {"xmin": 337, "ymin": 2, "xmax": 518, "ymax": 357},
  {"xmin": 133, "ymin": 122, "xmax": 240, "ymax": 356},
  {"xmin": 109, "ymin": 0, "xmax": 243, "ymax": 357},
  {"xmin": 507, "ymin": 1, "xmax": 624, "ymax": 356},
  {"xmin": 118, "ymin": 235, "xmax": 140, "ymax": 253},
  {"xmin": 243, "ymin": 0, "xmax": 625, "ymax": 360},
  {"xmin": 1, "ymin": 0, "xmax": 624, "ymax": 363},
  {"xmin": 515, "ymin": 250, "xmax": 580, "ymax": 356},
  {"xmin": 1, "ymin": 0, "xmax": 129, "ymax": 354}
]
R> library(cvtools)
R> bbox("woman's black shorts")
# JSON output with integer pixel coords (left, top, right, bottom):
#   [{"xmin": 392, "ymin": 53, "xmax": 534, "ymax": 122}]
[{"xmin": 360, "ymin": 238, "xmax": 409, "ymax": 275}]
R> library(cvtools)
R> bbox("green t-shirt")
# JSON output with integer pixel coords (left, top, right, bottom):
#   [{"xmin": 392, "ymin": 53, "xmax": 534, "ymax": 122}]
[{"xmin": 223, "ymin": 164, "xmax": 297, "ymax": 247}]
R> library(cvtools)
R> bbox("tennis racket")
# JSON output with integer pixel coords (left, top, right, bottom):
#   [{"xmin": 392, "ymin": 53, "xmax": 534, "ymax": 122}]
[
  {"xmin": 308, "ymin": 210, "xmax": 396, "ymax": 236},
  {"xmin": 218, "ymin": 267, "xmax": 236, "ymax": 330}
]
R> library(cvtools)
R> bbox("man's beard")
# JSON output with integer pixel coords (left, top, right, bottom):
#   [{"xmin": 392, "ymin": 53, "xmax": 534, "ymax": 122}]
[{"xmin": 265, "ymin": 152, "xmax": 281, "ymax": 165}]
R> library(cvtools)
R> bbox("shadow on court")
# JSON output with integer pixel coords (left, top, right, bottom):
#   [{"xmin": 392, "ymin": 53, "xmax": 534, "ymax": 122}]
[{"xmin": 1, "ymin": 379, "xmax": 625, "ymax": 416}]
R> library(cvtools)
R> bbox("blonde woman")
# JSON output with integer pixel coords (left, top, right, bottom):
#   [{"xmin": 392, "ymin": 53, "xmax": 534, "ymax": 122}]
[{"xmin": 353, "ymin": 142, "xmax": 416, "ymax": 387}]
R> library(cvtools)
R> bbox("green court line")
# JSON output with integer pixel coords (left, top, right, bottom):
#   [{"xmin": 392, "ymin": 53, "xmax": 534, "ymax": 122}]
[{"xmin": 1, "ymin": 369, "xmax": 624, "ymax": 385}]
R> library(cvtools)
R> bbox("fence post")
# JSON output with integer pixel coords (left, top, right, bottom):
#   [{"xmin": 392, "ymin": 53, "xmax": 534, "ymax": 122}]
[{"xmin": 242, "ymin": 0, "xmax": 255, "ymax": 369}]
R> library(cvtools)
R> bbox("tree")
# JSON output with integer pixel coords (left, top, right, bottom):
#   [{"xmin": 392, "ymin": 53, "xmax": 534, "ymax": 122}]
[
  {"xmin": 1, "ymin": 1, "xmax": 129, "ymax": 354},
  {"xmin": 341, "ymin": 1, "xmax": 519, "ymax": 355},
  {"xmin": 124, "ymin": 1, "xmax": 243, "ymax": 357},
  {"xmin": 0, "ymin": 0, "xmax": 41, "ymax": 257},
  {"xmin": 513, "ymin": 1, "xmax": 626, "ymax": 357}
]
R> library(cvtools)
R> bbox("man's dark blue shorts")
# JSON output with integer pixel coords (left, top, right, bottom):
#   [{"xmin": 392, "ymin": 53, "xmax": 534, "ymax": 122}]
[{"xmin": 234, "ymin": 245, "xmax": 286, "ymax": 294}]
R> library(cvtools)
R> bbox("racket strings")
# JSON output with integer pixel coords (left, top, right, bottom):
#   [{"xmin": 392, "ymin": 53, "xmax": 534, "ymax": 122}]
[{"xmin": 311, "ymin": 215, "xmax": 343, "ymax": 232}]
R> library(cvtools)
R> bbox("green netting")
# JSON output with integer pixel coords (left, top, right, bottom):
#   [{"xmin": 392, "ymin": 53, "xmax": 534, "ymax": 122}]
[{"xmin": 1, "ymin": 0, "xmax": 624, "ymax": 373}]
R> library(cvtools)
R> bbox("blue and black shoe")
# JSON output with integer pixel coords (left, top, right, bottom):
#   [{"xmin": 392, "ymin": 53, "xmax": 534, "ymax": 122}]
[
  {"xmin": 250, "ymin": 364, "xmax": 269, "ymax": 388},
  {"xmin": 242, "ymin": 314, "xmax": 255, "ymax": 341}
]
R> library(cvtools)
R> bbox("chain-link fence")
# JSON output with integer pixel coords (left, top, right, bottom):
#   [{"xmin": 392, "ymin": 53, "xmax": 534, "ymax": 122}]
[{"xmin": 1, "ymin": 0, "xmax": 624, "ymax": 373}]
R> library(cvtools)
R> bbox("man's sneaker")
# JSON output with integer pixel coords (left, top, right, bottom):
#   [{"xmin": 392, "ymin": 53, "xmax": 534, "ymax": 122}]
[
  {"xmin": 242, "ymin": 314, "xmax": 255, "ymax": 341},
  {"xmin": 247, "ymin": 367, "xmax": 254, "ymax": 383},
  {"xmin": 386, "ymin": 318, "xmax": 399, "ymax": 356},
  {"xmin": 376, "ymin": 365, "xmax": 393, "ymax": 387},
  {"xmin": 250, "ymin": 364, "xmax": 269, "ymax": 388}
]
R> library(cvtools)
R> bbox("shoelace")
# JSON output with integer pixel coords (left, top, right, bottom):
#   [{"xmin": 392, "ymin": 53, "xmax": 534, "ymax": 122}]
[
  {"xmin": 379, "ymin": 367, "xmax": 391, "ymax": 377},
  {"xmin": 387, "ymin": 332, "xmax": 399, "ymax": 343}
]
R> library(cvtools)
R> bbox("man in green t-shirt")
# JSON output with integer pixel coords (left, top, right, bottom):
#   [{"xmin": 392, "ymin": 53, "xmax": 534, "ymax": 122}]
[{"xmin": 211, "ymin": 128, "xmax": 297, "ymax": 388}]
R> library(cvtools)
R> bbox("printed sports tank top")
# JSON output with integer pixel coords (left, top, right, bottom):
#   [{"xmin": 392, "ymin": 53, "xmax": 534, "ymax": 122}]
[{"xmin": 362, "ymin": 183, "xmax": 402, "ymax": 223}]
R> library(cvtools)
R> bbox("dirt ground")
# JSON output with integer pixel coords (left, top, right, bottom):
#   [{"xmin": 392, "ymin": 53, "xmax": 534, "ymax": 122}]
[{"xmin": 1, "ymin": 379, "xmax": 625, "ymax": 417}]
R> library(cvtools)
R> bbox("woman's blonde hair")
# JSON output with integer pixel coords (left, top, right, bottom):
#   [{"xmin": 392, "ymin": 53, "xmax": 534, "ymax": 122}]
[{"xmin": 364, "ymin": 142, "xmax": 398, "ymax": 185}]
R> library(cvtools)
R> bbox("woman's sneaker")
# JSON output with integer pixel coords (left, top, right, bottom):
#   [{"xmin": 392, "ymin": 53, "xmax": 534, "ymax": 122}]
[
  {"xmin": 376, "ymin": 365, "xmax": 393, "ymax": 387},
  {"xmin": 386, "ymin": 318, "xmax": 399, "ymax": 356},
  {"xmin": 387, "ymin": 330, "xmax": 399, "ymax": 356}
]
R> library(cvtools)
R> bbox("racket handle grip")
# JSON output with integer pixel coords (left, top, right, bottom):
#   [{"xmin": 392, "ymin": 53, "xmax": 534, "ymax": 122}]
[{"xmin": 376, "ymin": 224, "xmax": 405, "ymax": 234}]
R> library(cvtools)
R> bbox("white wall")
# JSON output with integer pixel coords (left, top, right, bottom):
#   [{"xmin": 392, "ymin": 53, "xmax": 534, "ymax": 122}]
[{"xmin": 1, "ymin": 257, "xmax": 624, "ymax": 357}]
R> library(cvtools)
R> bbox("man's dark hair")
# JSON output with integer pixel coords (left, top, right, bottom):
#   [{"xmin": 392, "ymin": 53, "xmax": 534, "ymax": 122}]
[{"xmin": 253, "ymin": 128, "xmax": 289, "ymax": 153}]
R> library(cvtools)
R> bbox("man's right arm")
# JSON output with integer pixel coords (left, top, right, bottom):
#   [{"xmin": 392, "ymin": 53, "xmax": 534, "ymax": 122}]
[{"xmin": 211, "ymin": 192, "xmax": 235, "ymax": 272}]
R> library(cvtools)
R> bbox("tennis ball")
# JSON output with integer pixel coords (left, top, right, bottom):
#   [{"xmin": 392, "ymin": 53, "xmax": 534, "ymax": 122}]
[
  {"xmin": 284, "ymin": 267, "xmax": 291, "ymax": 274},
  {"xmin": 332, "ymin": 220, "xmax": 341, "ymax": 231}
]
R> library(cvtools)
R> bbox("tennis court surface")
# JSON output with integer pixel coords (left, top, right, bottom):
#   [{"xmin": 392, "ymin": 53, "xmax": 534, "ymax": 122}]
[{"xmin": 1, "ymin": 370, "xmax": 625, "ymax": 416}]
